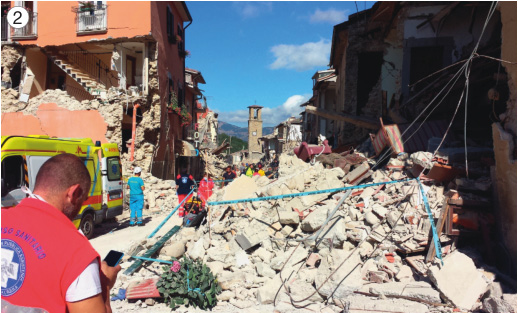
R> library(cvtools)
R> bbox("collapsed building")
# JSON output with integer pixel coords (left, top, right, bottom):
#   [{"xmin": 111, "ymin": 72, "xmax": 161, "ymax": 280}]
[
  {"xmin": 301, "ymin": 1, "xmax": 516, "ymax": 278},
  {"xmin": 113, "ymin": 153, "xmax": 516, "ymax": 313},
  {"xmin": 1, "ymin": 1, "xmax": 215, "ymax": 179}
]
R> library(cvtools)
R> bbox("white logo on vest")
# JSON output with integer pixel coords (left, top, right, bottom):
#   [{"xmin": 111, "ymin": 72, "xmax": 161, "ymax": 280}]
[{"xmin": 1, "ymin": 239, "xmax": 26, "ymax": 297}]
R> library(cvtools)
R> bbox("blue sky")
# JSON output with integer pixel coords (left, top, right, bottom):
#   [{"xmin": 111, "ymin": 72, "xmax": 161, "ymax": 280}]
[{"xmin": 185, "ymin": 1, "xmax": 375, "ymax": 127}]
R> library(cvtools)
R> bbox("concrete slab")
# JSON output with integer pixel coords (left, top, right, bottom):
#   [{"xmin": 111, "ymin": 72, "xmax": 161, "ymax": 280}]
[
  {"xmin": 428, "ymin": 251, "xmax": 490, "ymax": 310},
  {"xmin": 360, "ymin": 282, "xmax": 442, "ymax": 304}
]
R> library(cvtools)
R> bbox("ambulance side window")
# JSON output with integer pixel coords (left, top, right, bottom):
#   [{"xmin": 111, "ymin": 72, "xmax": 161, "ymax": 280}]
[
  {"xmin": 107, "ymin": 157, "xmax": 121, "ymax": 181},
  {"xmin": 1, "ymin": 156, "xmax": 24, "ymax": 194}
]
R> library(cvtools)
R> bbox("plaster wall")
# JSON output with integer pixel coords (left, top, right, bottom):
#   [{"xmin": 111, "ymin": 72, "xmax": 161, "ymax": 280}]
[
  {"xmin": 14, "ymin": 1, "xmax": 152, "ymax": 47},
  {"xmin": 149, "ymin": 2, "xmax": 188, "ymax": 179},
  {"xmin": 1, "ymin": 103, "xmax": 108, "ymax": 142},
  {"xmin": 26, "ymin": 48, "xmax": 48, "ymax": 98}
]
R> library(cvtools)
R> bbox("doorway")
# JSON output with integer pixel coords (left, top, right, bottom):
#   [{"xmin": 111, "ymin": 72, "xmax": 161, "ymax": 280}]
[{"xmin": 126, "ymin": 55, "xmax": 136, "ymax": 88}]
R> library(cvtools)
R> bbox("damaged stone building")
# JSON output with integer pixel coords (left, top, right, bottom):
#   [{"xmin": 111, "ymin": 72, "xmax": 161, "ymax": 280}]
[
  {"xmin": 303, "ymin": 2, "xmax": 516, "ymax": 275},
  {"xmin": 1, "ymin": 1, "xmax": 209, "ymax": 180}
]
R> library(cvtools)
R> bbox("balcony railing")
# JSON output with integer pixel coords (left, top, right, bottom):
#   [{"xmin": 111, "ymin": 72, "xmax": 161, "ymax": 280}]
[
  {"xmin": 60, "ymin": 50, "xmax": 117, "ymax": 88},
  {"xmin": 11, "ymin": 12, "xmax": 38, "ymax": 39},
  {"xmin": 76, "ymin": 5, "xmax": 107, "ymax": 34}
]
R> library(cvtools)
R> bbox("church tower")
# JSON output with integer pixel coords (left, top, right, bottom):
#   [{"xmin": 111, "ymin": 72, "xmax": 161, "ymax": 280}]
[{"xmin": 247, "ymin": 105, "xmax": 263, "ymax": 158}]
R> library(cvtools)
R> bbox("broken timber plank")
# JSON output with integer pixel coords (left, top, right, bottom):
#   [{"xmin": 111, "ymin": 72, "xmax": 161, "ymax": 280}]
[
  {"xmin": 425, "ymin": 191, "xmax": 456, "ymax": 262},
  {"xmin": 123, "ymin": 225, "xmax": 181, "ymax": 276},
  {"xmin": 304, "ymin": 105, "xmax": 380, "ymax": 130}
]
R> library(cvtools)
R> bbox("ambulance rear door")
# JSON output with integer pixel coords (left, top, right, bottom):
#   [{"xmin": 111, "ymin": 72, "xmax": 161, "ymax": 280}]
[{"xmin": 100, "ymin": 143, "xmax": 123, "ymax": 218}]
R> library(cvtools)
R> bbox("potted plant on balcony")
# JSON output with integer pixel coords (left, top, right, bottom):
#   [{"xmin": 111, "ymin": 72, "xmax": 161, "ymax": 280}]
[
  {"xmin": 78, "ymin": 1, "xmax": 95, "ymax": 12},
  {"xmin": 180, "ymin": 106, "xmax": 192, "ymax": 127},
  {"xmin": 180, "ymin": 50, "xmax": 191, "ymax": 58},
  {"xmin": 168, "ymin": 91, "xmax": 179, "ymax": 113}
]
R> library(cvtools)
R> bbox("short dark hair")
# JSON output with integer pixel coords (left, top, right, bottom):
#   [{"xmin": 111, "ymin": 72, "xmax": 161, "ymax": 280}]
[{"xmin": 34, "ymin": 153, "xmax": 91, "ymax": 195}]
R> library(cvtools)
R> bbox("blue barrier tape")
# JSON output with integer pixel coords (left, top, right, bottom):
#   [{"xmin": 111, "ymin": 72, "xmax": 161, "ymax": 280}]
[
  {"xmin": 131, "ymin": 256, "xmax": 172, "ymax": 264},
  {"xmin": 187, "ymin": 266, "xmax": 205, "ymax": 296},
  {"xmin": 207, "ymin": 178, "xmax": 416, "ymax": 206},
  {"xmin": 147, "ymin": 189, "xmax": 194, "ymax": 238},
  {"xmin": 196, "ymin": 179, "xmax": 235, "ymax": 183},
  {"xmin": 417, "ymin": 178, "xmax": 443, "ymax": 265}
]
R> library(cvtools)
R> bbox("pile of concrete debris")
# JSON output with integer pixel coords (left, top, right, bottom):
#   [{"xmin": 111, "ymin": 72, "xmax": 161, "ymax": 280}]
[{"xmin": 113, "ymin": 153, "xmax": 516, "ymax": 313}]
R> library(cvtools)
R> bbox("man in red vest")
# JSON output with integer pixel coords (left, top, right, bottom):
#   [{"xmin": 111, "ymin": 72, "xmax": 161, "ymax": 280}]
[
  {"xmin": 198, "ymin": 171, "xmax": 214, "ymax": 206},
  {"xmin": 1, "ymin": 154, "xmax": 120, "ymax": 312}
]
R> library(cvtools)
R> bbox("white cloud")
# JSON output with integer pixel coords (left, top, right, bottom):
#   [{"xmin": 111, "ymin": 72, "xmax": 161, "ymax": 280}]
[
  {"xmin": 216, "ymin": 94, "xmax": 311, "ymax": 127},
  {"xmin": 233, "ymin": 2, "xmax": 273, "ymax": 19},
  {"xmin": 270, "ymin": 39, "xmax": 331, "ymax": 72},
  {"xmin": 310, "ymin": 8, "xmax": 348, "ymax": 24}
]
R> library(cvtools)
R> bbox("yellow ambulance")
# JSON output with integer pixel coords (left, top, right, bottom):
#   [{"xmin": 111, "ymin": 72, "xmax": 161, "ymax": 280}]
[{"xmin": 1, "ymin": 135, "xmax": 124, "ymax": 239}]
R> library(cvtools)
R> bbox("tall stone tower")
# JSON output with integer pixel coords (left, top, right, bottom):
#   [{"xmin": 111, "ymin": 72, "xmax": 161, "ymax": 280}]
[{"xmin": 247, "ymin": 105, "xmax": 263, "ymax": 157}]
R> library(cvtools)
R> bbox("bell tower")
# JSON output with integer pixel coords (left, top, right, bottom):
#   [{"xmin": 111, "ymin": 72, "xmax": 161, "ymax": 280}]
[{"xmin": 247, "ymin": 105, "xmax": 263, "ymax": 157}]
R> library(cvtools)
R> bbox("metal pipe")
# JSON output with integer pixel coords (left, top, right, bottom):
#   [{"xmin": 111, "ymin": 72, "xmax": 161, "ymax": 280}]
[{"xmin": 130, "ymin": 103, "xmax": 140, "ymax": 162}]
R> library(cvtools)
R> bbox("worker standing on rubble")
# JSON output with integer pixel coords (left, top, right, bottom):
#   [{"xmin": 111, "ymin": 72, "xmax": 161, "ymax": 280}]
[
  {"xmin": 1, "ymin": 154, "xmax": 121, "ymax": 313},
  {"xmin": 198, "ymin": 171, "xmax": 214, "ymax": 206},
  {"xmin": 245, "ymin": 164, "xmax": 254, "ymax": 177},
  {"xmin": 222, "ymin": 166, "xmax": 236, "ymax": 186},
  {"xmin": 175, "ymin": 168, "xmax": 194, "ymax": 217},
  {"xmin": 265, "ymin": 166, "xmax": 275, "ymax": 179},
  {"xmin": 127, "ymin": 167, "xmax": 145, "ymax": 226},
  {"xmin": 257, "ymin": 163, "xmax": 265, "ymax": 176}
]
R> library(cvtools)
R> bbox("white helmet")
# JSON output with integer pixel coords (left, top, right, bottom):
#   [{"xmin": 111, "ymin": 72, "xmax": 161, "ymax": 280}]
[{"xmin": 133, "ymin": 167, "xmax": 142, "ymax": 174}]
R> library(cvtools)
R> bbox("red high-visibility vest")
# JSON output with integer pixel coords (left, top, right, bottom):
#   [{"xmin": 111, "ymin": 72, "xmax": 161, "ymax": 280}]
[{"xmin": 1, "ymin": 198, "xmax": 100, "ymax": 313}]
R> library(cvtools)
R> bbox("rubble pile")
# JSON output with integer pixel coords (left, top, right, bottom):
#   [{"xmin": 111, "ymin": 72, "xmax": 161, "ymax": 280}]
[{"xmin": 112, "ymin": 152, "xmax": 516, "ymax": 313}]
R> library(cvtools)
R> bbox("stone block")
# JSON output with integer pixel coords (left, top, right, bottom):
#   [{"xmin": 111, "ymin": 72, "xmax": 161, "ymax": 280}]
[
  {"xmin": 365, "ymin": 211, "xmax": 380, "ymax": 226},
  {"xmin": 218, "ymin": 271, "xmax": 246, "ymax": 290},
  {"xmin": 281, "ymin": 225, "xmax": 294, "ymax": 236},
  {"xmin": 428, "ymin": 251, "xmax": 490, "ymax": 310},
  {"xmin": 279, "ymin": 211, "xmax": 300, "ymax": 225},
  {"xmin": 396, "ymin": 265, "xmax": 413, "ymax": 282},
  {"xmin": 162, "ymin": 241, "xmax": 185, "ymax": 259},
  {"xmin": 186, "ymin": 238, "xmax": 205, "ymax": 260},
  {"xmin": 344, "ymin": 162, "xmax": 370, "ymax": 183},
  {"xmin": 314, "ymin": 250, "xmax": 363, "ymax": 299},
  {"xmin": 257, "ymin": 275, "xmax": 282, "ymax": 304},
  {"xmin": 482, "ymin": 297, "xmax": 515, "ymax": 313},
  {"xmin": 256, "ymin": 262, "xmax": 276, "ymax": 278},
  {"xmin": 301, "ymin": 205, "xmax": 329, "ymax": 232},
  {"xmin": 369, "ymin": 271, "xmax": 389, "ymax": 283},
  {"xmin": 288, "ymin": 278, "xmax": 324, "ymax": 303}
]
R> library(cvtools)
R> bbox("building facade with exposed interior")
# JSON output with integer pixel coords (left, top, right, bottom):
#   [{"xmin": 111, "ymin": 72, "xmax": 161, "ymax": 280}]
[
  {"xmin": 302, "ymin": 1, "xmax": 516, "ymax": 275},
  {"xmin": 1, "ymin": 1, "xmax": 201, "ymax": 180}
]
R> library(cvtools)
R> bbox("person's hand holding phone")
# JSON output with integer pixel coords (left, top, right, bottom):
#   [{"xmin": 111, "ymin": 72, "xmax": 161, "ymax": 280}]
[
  {"xmin": 101, "ymin": 251, "xmax": 123, "ymax": 291},
  {"xmin": 100, "ymin": 260, "xmax": 121, "ymax": 290}
]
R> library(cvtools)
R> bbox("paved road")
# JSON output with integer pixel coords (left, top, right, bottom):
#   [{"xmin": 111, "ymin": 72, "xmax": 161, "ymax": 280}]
[{"xmin": 89, "ymin": 208, "xmax": 183, "ymax": 259}]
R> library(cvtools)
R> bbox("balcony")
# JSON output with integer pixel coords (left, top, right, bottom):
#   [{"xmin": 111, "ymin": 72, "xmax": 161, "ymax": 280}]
[
  {"xmin": 10, "ymin": 12, "xmax": 38, "ymax": 40},
  {"xmin": 75, "ymin": 5, "xmax": 107, "ymax": 34}
]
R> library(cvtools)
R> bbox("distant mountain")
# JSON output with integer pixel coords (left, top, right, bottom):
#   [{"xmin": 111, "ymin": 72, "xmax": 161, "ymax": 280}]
[{"xmin": 218, "ymin": 121, "xmax": 274, "ymax": 142}]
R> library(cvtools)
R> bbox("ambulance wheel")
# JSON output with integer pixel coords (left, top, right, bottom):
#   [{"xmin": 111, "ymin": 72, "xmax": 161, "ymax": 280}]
[{"xmin": 80, "ymin": 213, "xmax": 95, "ymax": 239}]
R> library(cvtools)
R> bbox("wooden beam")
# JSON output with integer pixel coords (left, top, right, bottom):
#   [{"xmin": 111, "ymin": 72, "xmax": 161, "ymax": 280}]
[{"xmin": 304, "ymin": 105, "xmax": 380, "ymax": 130}]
